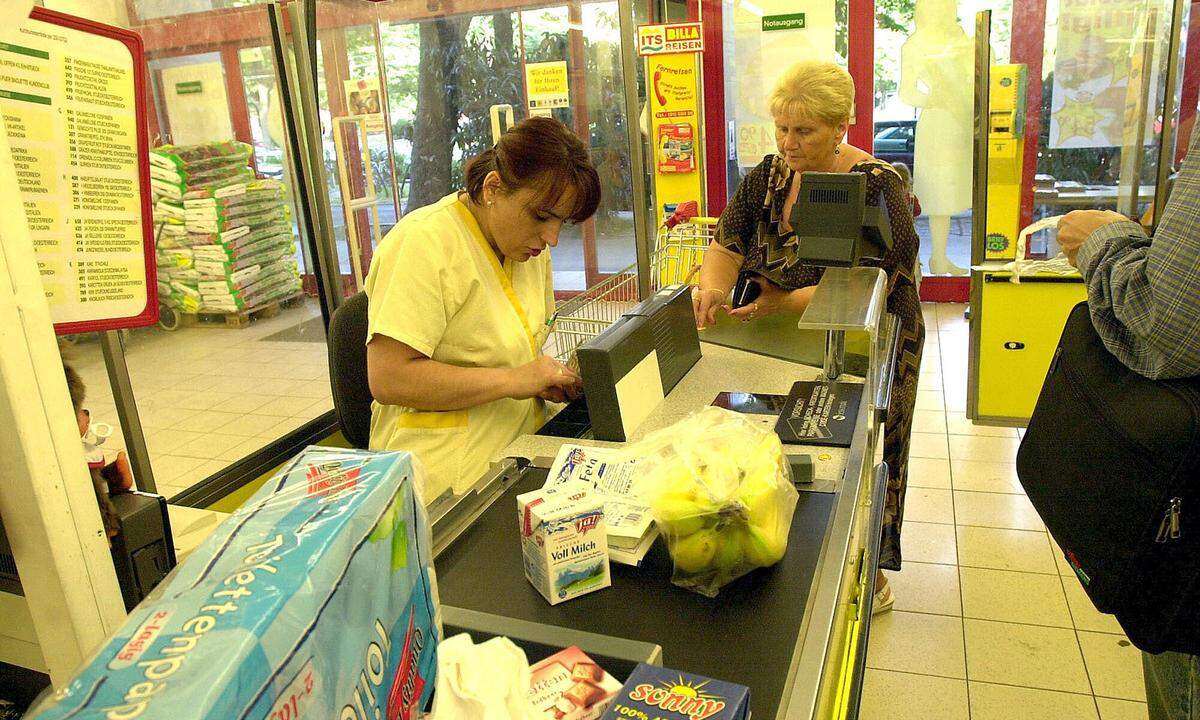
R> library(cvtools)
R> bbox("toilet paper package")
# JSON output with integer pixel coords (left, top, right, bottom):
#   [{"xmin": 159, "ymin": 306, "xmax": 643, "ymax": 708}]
[{"xmin": 29, "ymin": 447, "xmax": 441, "ymax": 720}]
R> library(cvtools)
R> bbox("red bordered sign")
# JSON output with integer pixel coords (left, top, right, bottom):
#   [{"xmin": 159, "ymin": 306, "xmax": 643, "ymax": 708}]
[{"xmin": 2, "ymin": 8, "xmax": 157, "ymax": 334}]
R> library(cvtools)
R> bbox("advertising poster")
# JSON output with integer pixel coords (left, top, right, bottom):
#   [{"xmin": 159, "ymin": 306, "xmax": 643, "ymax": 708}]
[
  {"xmin": 0, "ymin": 10, "xmax": 156, "ymax": 331},
  {"xmin": 1050, "ymin": 0, "xmax": 1157, "ymax": 148},
  {"xmin": 524, "ymin": 61, "xmax": 569, "ymax": 116},
  {"xmin": 646, "ymin": 49, "xmax": 703, "ymax": 210},
  {"xmin": 344, "ymin": 76, "xmax": 385, "ymax": 132}
]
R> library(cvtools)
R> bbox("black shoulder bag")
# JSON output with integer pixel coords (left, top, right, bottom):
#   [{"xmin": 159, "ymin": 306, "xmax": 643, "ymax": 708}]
[{"xmin": 1017, "ymin": 302, "xmax": 1200, "ymax": 654}]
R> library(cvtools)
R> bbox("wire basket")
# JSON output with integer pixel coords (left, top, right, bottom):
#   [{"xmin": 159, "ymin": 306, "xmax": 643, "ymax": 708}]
[{"xmin": 545, "ymin": 218, "xmax": 717, "ymax": 366}]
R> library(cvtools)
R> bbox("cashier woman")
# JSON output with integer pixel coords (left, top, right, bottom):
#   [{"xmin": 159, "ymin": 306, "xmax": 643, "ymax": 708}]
[
  {"xmin": 365, "ymin": 117, "xmax": 599, "ymax": 502},
  {"xmin": 692, "ymin": 61, "xmax": 924, "ymax": 613}
]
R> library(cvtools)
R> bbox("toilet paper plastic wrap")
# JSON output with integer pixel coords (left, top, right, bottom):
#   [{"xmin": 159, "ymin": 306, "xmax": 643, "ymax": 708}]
[{"xmin": 28, "ymin": 447, "xmax": 441, "ymax": 720}]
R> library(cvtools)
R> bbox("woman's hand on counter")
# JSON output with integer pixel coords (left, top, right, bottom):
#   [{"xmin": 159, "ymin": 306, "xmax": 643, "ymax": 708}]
[
  {"xmin": 724, "ymin": 281, "xmax": 814, "ymax": 322},
  {"xmin": 508, "ymin": 355, "xmax": 583, "ymax": 403},
  {"xmin": 692, "ymin": 286, "xmax": 727, "ymax": 330}
]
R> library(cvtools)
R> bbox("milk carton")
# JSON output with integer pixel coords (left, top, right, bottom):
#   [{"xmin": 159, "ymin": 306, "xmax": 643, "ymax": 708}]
[{"xmin": 518, "ymin": 481, "xmax": 611, "ymax": 604}]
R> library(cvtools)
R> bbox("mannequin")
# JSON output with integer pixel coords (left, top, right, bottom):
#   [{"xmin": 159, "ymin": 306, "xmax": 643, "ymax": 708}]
[{"xmin": 900, "ymin": 0, "xmax": 974, "ymax": 275}]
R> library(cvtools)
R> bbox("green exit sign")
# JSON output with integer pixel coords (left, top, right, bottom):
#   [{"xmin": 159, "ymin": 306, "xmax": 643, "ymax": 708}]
[
  {"xmin": 762, "ymin": 13, "xmax": 806, "ymax": 31},
  {"xmin": 175, "ymin": 81, "xmax": 203, "ymax": 95}
]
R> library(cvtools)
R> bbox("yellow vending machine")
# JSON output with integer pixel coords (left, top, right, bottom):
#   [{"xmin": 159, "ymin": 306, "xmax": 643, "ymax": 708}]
[
  {"xmin": 985, "ymin": 65, "xmax": 1026, "ymax": 261},
  {"xmin": 969, "ymin": 64, "xmax": 1086, "ymax": 425}
]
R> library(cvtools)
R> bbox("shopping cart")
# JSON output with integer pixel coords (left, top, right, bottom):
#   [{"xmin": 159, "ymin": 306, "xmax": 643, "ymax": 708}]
[{"xmin": 544, "ymin": 217, "xmax": 718, "ymax": 367}]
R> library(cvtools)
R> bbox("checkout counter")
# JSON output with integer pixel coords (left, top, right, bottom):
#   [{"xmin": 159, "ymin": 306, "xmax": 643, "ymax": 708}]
[{"xmin": 425, "ymin": 262, "xmax": 898, "ymax": 720}]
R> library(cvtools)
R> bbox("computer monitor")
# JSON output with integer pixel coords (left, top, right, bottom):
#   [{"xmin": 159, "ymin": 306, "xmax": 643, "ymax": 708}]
[{"xmin": 788, "ymin": 171, "xmax": 894, "ymax": 267}]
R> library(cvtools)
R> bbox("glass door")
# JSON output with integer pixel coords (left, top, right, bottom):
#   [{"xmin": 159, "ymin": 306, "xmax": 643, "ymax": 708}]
[{"xmin": 310, "ymin": 0, "xmax": 640, "ymax": 294}]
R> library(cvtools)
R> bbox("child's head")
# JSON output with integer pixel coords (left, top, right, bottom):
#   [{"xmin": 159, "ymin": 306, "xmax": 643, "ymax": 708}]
[
  {"xmin": 891, "ymin": 161, "xmax": 913, "ymax": 190},
  {"xmin": 64, "ymin": 362, "xmax": 89, "ymax": 435}
]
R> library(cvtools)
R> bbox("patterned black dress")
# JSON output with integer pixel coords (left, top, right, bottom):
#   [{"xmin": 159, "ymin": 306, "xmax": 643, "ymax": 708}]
[{"xmin": 715, "ymin": 154, "xmax": 925, "ymax": 571}]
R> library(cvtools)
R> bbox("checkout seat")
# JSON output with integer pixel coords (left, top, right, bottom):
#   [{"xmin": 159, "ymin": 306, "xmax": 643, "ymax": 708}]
[{"xmin": 327, "ymin": 291, "xmax": 373, "ymax": 449}]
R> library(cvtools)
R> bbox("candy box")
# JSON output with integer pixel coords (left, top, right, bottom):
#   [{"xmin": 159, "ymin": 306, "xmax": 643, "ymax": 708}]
[
  {"xmin": 518, "ymin": 481, "xmax": 611, "ymax": 605},
  {"xmin": 529, "ymin": 646, "xmax": 622, "ymax": 720},
  {"xmin": 601, "ymin": 663, "xmax": 750, "ymax": 720},
  {"xmin": 27, "ymin": 448, "xmax": 440, "ymax": 720}
]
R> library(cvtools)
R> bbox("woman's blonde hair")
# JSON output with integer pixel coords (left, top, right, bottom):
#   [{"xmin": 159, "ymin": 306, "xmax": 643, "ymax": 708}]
[{"xmin": 768, "ymin": 60, "xmax": 855, "ymax": 127}]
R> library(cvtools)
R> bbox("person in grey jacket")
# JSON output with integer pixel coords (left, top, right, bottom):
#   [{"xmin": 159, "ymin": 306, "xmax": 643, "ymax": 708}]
[{"xmin": 1058, "ymin": 130, "xmax": 1200, "ymax": 719}]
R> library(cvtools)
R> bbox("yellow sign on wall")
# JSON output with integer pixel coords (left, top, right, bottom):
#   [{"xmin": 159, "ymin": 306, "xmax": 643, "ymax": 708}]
[
  {"xmin": 637, "ymin": 22, "xmax": 704, "ymax": 56},
  {"xmin": 524, "ymin": 61, "xmax": 569, "ymax": 114},
  {"xmin": 646, "ymin": 51, "xmax": 704, "ymax": 216}
]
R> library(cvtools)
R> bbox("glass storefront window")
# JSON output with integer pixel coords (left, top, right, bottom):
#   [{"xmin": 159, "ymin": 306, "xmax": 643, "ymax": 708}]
[
  {"xmin": 35, "ymin": 2, "xmax": 338, "ymax": 500},
  {"xmin": 312, "ymin": 0, "xmax": 639, "ymax": 292}
]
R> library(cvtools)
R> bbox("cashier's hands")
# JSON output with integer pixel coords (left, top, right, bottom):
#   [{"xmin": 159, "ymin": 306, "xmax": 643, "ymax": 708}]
[
  {"xmin": 1057, "ymin": 210, "xmax": 1129, "ymax": 267},
  {"xmin": 510, "ymin": 355, "xmax": 583, "ymax": 404}
]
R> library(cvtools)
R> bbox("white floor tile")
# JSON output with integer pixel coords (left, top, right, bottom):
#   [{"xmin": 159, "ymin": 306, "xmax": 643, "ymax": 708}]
[
  {"xmin": 945, "ymin": 412, "xmax": 1019, "ymax": 438},
  {"xmin": 948, "ymin": 435, "xmax": 1021, "ymax": 464},
  {"xmin": 867, "ymin": 611, "xmax": 966, "ymax": 678},
  {"xmin": 219, "ymin": 437, "xmax": 270, "ymax": 463},
  {"xmin": 910, "ymin": 432, "xmax": 951, "ymax": 460},
  {"xmin": 254, "ymin": 395, "xmax": 326, "ymax": 418},
  {"xmin": 211, "ymin": 393, "xmax": 278, "ymax": 415},
  {"xmin": 859, "ymin": 669, "xmax": 968, "ymax": 720},
  {"xmin": 1079, "ymin": 632, "xmax": 1146, "ymax": 702},
  {"xmin": 964, "ymin": 618, "xmax": 1092, "ymax": 694},
  {"xmin": 953, "ymin": 491, "xmax": 1045, "ymax": 531},
  {"xmin": 908, "ymin": 457, "xmax": 953, "ymax": 489},
  {"xmin": 149, "ymin": 453, "xmax": 205, "ymax": 484},
  {"xmin": 913, "ymin": 410, "xmax": 947, "ymax": 434},
  {"xmin": 916, "ymin": 390, "xmax": 945, "ymax": 411},
  {"xmin": 145, "ymin": 429, "xmax": 205, "ymax": 455},
  {"xmin": 959, "ymin": 567, "xmax": 1073, "ymax": 627},
  {"xmin": 956, "ymin": 526, "xmax": 1058, "ymax": 574},
  {"xmin": 968, "ymin": 682, "xmax": 1099, "ymax": 720},
  {"xmin": 180, "ymin": 410, "xmax": 242, "ymax": 434},
  {"xmin": 902, "ymin": 522, "xmax": 959, "ymax": 565},
  {"xmin": 950, "ymin": 459, "xmax": 1024, "ymax": 494},
  {"xmin": 905, "ymin": 488, "xmax": 956, "ymax": 524},
  {"xmin": 216, "ymin": 414, "xmax": 282, "ymax": 437},
  {"xmin": 883, "ymin": 561, "xmax": 962, "ymax": 616},
  {"xmin": 173, "ymin": 432, "xmax": 249, "ymax": 461},
  {"xmin": 1095, "ymin": 698, "xmax": 1149, "ymax": 720}
]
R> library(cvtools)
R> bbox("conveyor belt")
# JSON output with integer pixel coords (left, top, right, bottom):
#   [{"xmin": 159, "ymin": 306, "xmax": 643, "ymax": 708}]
[{"xmin": 434, "ymin": 467, "xmax": 836, "ymax": 720}]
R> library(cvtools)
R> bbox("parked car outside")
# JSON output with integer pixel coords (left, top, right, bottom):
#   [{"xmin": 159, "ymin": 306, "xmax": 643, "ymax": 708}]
[{"xmin": 873, "ymin": 119, "xmax": 916, "ymax": 172}]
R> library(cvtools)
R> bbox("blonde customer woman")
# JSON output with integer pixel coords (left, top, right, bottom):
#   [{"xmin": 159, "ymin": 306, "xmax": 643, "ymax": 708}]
[{"xmin": 692, "ymin": 61, "xmax": 924, "ymax": 612}]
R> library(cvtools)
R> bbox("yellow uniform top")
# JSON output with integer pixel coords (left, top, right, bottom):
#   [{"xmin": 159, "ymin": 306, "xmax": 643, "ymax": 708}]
[{"xmin": 365, "ymin": 192, "xmax": 553, "ymax": 502}]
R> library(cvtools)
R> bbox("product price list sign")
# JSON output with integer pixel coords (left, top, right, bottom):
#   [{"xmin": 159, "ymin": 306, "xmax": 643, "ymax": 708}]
[{"xmin": 0, "ymin": 8, "xmax": 156, "ymax": 333}]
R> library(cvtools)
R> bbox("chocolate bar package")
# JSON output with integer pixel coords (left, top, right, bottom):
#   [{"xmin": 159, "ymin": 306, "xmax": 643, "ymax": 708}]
[
  {"xmin": 529, "ymin": 646, "xmax": 621, "ymax": 720},
  {"xmin": 601, "ymin": 663, "xmax": 750, "ymax": 720}
]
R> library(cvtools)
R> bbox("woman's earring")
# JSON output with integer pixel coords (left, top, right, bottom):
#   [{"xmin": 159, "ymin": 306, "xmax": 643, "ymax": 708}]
[
  {"xmin": 487, "ymin": 200, "xmax": 494, "ymax": 207},
  {"xmin": 834, "ymin": 145, "xmax": 841, "ymax": 155}
]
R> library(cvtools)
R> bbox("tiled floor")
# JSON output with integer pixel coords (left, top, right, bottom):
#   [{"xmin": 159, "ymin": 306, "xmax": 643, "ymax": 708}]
[
  {"xmin": 65, "ymin": 297, "xmax": 333, "ymax": 499},
  {"xmin": 860, "ymin": 303, "xmax": 1149, "ymax": 720}
]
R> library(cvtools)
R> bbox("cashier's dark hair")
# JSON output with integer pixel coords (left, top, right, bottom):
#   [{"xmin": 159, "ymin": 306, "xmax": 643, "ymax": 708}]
[{"xmin": 465, "ymin": 116, "xmax": 601, "ymax": 224}]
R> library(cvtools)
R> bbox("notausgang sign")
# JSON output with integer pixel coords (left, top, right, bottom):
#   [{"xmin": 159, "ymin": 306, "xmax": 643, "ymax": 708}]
[
  {"xmin": 637, "ymin": 22, "xmax": 704, "ymax": 56},
  {"xmin": 762, "ymin": 13, "xmax": 806, "ymax": 31}
]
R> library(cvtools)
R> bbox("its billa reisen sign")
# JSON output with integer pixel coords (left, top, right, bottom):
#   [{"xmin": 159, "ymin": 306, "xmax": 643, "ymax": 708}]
[{"xmin": 637, "ymin": 22, "xmax": 704, "ymax": 56}]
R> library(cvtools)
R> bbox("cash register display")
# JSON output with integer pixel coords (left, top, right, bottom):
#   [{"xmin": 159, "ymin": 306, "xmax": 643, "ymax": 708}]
[{"xmin": 789, "ymin": 171, "xmax": 893, "ymax": 268}]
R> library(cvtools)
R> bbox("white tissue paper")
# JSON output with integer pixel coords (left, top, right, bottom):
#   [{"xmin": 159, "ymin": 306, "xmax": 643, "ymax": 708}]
[{"xmin": 430, "ymin": 634, "xmax": 537, "ymax": 720}]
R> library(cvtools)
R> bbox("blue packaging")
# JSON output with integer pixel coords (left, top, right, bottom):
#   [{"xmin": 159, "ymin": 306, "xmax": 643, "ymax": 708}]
[
  {"xmin": 601, "ymin": 663, "xmax": 750, "ymax": 720},
  {"xmin": 29, "ymin": 448, "xmax": 440, "ymax": 720}
]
